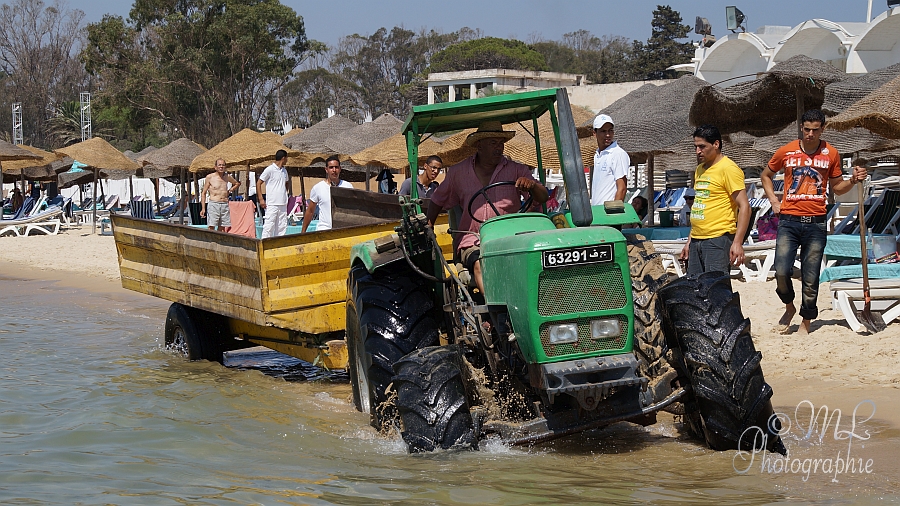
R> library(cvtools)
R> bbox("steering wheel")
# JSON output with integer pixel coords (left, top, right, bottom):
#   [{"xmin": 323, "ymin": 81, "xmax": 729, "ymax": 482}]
[{"xmin": 467, "ymin": 181, "xmax": 534, "ymax": 224}]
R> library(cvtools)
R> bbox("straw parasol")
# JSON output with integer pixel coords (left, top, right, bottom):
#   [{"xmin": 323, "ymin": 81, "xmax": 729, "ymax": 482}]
[
  {"xmin": 55, "ymin": 137, "xmax": 142, "ymax": 172},
  {"xmin": 141, "ymin": 138, "xmax": 207, "ymax": 178},
  {"xmin": 690, "ymin": 55, "xmax": 846, "ymax": 136},
  {"xmin": 283, "ymin": 115, "xmax": 357, "ymax": 154},
  {"xmin": 55, "ymin": 137, "xmax": 142, "ymax": 233},
  {"xmin": 189, "ymin": 128, "xmax": 299, "ymax": 173},
  {"xmin": 348, "ymin": 134, "xmax": 442, "ymax": 170},
  {"xmin": 828, "ymin": 75, "xmax": 900, "ymax": 139},
  {"xmin": 325, "ymin": 114, "xmax": 403, "ymax": 156},
  {"xmin": 822, "ymin": 62, "xmax": 900, "ymax": 116},
  {"xmin": 596, "ymin": 75, "xmax": 707, "ymax": 156},
  {"xmin": 1, "ymin": 145, "xmax": 62, "ymax": 181},
  {"xmin": 751, "ymin": 123, "xmax": 900, "ymax": 156}
]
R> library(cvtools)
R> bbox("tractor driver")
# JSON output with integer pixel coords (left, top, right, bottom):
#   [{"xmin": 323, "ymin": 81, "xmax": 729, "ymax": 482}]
[{"xmin": 427, "ymin": 121, "xmax": 549, "ymax": 295}]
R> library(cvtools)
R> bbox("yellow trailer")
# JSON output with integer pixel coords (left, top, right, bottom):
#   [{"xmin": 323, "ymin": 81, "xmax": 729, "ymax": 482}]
[{"xmin": 111, "ymin": 213, "xmax": 452, "ymax": 369}]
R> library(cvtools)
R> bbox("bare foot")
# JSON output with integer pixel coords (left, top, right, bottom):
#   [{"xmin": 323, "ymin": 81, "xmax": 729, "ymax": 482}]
[
  {"xmin": 798, "ymin": 319, "xmax": 811, "ymax": 335},
  {"xmin": 777, "ymin": 305, "xmax": 796, "ymax": 334}
]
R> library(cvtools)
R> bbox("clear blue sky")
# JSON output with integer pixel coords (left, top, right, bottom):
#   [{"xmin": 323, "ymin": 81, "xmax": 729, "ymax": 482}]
[{"xmin": 71, "ymin": 0, "xmax": 893, "ymax": 47}]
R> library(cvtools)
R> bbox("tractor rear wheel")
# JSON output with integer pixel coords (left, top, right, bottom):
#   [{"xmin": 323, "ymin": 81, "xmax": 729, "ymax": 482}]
[
  {"xmin": 346, "ymin": 262, "xmax": 440, "ymax": 432},
  {"xmin": 659, "ymin": 272, "xmax": 785, "ymax": 454},
  {"xmin": 627, "ymin": 236, "xmax": 677, "ymax": 401},
  {"xmin": 393, "ymin": 345, "xmax": 478, "ymax": 452}
]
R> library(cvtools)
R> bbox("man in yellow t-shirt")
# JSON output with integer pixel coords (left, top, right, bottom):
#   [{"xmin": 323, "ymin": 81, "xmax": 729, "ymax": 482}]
[{"xmin": 679, "ymin": 125, "xmax": 751, "ymax": 276}]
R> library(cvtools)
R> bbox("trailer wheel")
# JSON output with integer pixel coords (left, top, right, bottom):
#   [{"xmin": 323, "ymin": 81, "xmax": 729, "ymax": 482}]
[
  {"xmin": 165, "ymin": 303, "xmax": 205, "ymax": 361},
  {"xmin": 346, "ymin": 262, "xmax": 440, "ymax": 431},
  {"xmin": 627, "ymin": 236, "xmax": 677, "ymax": 401},
  {"xmin": 393, "ymin": 346, "xmax": 478, "ymax": 452},
  {"xmin": 659, "ymin": 272, "xmax": 786, "ymax": 454}
]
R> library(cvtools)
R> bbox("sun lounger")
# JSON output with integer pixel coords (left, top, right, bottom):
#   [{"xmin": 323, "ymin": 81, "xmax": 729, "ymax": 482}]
[
  {"xmin": 735, "ymin": 239, "xmax": 777, "ymax": 282},
  {"xmin": 3, "ymin": 196, "xmax": 35, "ymax": 221},
  {"xmin": 131, "ymin": 199, "xmax": 154, "ymax": 220},
  {"xmin": 830, "ymin": 277, "xmax": 900, "ymax": 332},
  {"xmin": 0, "ymin": 206, "xmax": 63, "ymax": 237}
]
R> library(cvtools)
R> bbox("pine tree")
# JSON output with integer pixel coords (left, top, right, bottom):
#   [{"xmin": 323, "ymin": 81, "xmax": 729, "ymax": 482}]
[{"xmin": 633, "ymin": 5, "xmax": 694, "ymax": 80}]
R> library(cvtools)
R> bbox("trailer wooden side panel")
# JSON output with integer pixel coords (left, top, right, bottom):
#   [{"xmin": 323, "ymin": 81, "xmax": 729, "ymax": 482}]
[{"xmin": 112, "ymin": 214, "xmax": 454, "ymax": 337}]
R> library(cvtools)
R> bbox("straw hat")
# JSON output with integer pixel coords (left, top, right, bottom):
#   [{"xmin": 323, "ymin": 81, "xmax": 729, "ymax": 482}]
[{"xmin": 464, "ymin": 121, "xmax": 516, "ymax": 147}]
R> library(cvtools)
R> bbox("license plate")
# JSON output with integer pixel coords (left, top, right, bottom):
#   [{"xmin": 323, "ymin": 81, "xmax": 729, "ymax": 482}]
[{"xmin": 542, "ymin": 244, "xmax": 613, "ymax": 269}]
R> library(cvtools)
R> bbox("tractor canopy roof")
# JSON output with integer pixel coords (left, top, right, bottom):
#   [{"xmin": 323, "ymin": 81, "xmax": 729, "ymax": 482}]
[{"xmin": 402, "ymin": 89, "xmax": 558, "ymax": 136}]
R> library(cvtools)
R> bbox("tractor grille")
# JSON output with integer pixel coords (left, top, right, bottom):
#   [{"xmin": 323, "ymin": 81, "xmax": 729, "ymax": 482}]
[
  {"xmin": 539, "ymin": 316, "xmax": 629, "ymax": 358},
  {"xmin": 537, "ymin": 263, "xmax": 626, "ymax": 317}
]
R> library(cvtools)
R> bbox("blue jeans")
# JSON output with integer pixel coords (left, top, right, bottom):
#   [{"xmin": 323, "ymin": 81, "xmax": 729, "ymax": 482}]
[
  {"xmin": 687, "ymin": 233, "xmax": 734, "ymax": 276},
  {"xmin": 773, "ymin": 220, "xmax": 827, "ymax": 320}
]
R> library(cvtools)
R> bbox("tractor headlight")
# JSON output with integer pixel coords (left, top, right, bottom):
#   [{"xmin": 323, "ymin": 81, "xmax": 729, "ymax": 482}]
[
  {"xmin": 590, "ymin": 318, "xmax": 620, "ymax": 339},
  {"xmin": 548, "ymin": 323, "xmax": 579, "ymax": 345}
]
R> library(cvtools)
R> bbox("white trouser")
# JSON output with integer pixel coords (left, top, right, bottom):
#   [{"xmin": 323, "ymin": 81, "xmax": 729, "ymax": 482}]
[{"xmin": 261, "ymin": 204, "xmax": 287, "ymax": 238}]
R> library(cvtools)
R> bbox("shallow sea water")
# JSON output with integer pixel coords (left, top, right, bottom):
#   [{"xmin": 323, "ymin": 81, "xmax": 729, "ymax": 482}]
[{"xmin": 1, "ymin": 274, "xmax": 899, "ymax": 505}]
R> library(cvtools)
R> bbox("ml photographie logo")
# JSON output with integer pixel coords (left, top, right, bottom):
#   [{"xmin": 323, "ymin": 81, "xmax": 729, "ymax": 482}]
[{"xmin": 733, "ymin": 400, "xmax": 876, "ymax": 482}]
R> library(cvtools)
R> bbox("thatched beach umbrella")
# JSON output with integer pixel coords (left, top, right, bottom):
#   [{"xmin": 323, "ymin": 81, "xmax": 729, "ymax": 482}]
[
  {"xmin": 141, "ymin": 138, "xmax": 207, "ymax": 213},
  {"xmin": 189, "ymin": 129, "xmax": 299, "ymax": 173},
  {"xmin": 752, "ymin": 123, "xmax": 900, "ymax": 157},
  {"xmin": 1, "ymin": 145, "xmax": 61, "ymax": 182},
  {"xmin": 55, "ymin": 137, "xmax": 142, "ymax": 233},
  {"xmin": 325, "ymin": 114, "xmax": 403, "ymax": 156},
  {"xmin": 349, "ymin": 134, "xmax": 442, "ymax": 171},
  {"xmin": 690, "ymin": 55, "xmax": 846, "ymax": 136},
  {"xmin": 822, "ymin": 62, "xmax": 900, "ymax": 116},
  {"xmin": 829, "ymin": 75, "xmax": 900, "ymax": 139},
  {"xmin": 0, "ymin": 140, "xmax": 42, "ymax": 195},
  {"xmin": 283, "ymin": 115, "xmax": 357, "ymax": 155}
]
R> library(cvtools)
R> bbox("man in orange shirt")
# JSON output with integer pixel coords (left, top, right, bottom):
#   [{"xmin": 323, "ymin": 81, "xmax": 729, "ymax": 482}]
[{"xmin": 762, "ymin": 109, "xmax": 868, "ymax": 334}]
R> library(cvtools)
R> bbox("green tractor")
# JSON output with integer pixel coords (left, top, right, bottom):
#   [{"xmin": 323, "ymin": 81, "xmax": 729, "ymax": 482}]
[{"xmin": 346, "ymin": 89, "xmax": 785, "ymax": 454}]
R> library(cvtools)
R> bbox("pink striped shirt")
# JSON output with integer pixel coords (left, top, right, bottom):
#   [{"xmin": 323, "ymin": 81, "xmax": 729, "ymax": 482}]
[{"xmin": 430, "ymin": 155, "xmax": 535, "ymax": 251}]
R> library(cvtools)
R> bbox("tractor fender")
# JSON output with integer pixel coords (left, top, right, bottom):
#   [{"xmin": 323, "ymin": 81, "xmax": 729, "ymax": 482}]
[{"xmin": 349, "ymin": 234, "xmax": 406, "ymax": 273}]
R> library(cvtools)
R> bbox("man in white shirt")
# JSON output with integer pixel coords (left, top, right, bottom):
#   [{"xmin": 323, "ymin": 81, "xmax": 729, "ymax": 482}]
[
  {"xmin": 302, "ymin": 155, "xmax": 353, "ymax": 233},
  {"xmin": 257, "ymin": 149, "xmax": 289, "ymax": 238},
  {"xmin": 589, "ymin": 114, "xmax": 629, "ymax": 206}
]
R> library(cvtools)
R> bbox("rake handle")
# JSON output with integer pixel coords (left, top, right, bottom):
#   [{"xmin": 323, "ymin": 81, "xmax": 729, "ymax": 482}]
[{"xmin": 857, "ymin": 181, "xmax": 872, "ymax": 304}]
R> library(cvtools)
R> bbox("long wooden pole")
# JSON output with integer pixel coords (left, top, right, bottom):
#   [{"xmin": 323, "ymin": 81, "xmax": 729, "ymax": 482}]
[
  {"xmin": 91, "ymin": 167, "xmax": 98, "ymax": 234},
  {"xmin": 179, "ymin": 167, "xmax": 186, "ymax": 225}
]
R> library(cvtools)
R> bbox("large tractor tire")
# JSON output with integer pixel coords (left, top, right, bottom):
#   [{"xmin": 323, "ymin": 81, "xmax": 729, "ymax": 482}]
[
  {"xmin": 659, "ymin": 272, "xmax": 785, "ymax": 454},
  {"xmin": 626, "ymin": 236, "xmax": 677, "ymax": 401},
  {"xmin": 346, "ymin": 262, "xmax": 440, "ymax": 432},
  {"xmin": 164, "ymin": 303, "xmax": 237, "ymax": 363},
  {"xmin": 392, "ymin": 346, "xmax": 478, "ymax": 452}
]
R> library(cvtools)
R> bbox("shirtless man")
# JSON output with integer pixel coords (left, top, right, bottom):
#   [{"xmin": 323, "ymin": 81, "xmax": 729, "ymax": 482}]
[{"xmin": 200, "ymin": 158, "xmax": 241, "ymax": 231}]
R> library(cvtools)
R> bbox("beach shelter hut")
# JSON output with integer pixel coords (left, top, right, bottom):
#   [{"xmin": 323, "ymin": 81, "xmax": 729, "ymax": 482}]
[
  {"xmin": 690, "ymin": 55, "xmax": 846, "ymax": 137},
  {"xmin": 55, "ymin": 137, "xmax": 141, "ymax": 233},
  {"xmin": 829, "ymin": 75, "xmax": 900, "ymax": 139}
]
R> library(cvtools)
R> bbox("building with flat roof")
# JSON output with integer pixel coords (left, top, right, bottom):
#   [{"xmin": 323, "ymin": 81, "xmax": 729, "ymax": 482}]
[{"xmin": 426, "ymin": 69, "xmax": 584, "ymax": 104}]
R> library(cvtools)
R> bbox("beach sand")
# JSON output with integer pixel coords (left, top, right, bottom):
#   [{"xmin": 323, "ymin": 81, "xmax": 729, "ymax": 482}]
[{"xmin": 1, "ymin": 228, "xmax": 898, "ymax": 422}]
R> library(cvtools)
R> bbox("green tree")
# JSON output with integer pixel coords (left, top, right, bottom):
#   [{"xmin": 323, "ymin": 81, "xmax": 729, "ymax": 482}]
[
  {"xmin": 81, "ymin": 0, "xmax": 310, "ymax": 147},
  {"xmin": 632, "ymin": 5, "xmax": 693, "ymax": 80},
  {"xmin": 429, "ymin": 37, "xmax": 548, "ymax": 73}
]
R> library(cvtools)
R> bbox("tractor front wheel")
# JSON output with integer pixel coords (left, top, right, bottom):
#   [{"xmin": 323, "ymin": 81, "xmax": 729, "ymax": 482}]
[{"xmin": 393, "ymin": 346, "xmax": 478, "ymax": 452}]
